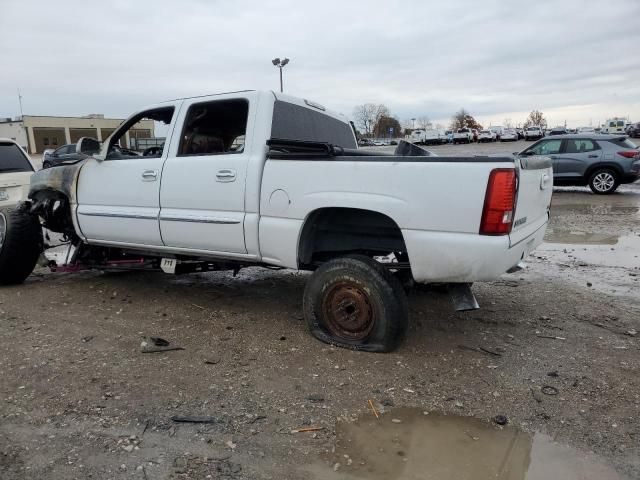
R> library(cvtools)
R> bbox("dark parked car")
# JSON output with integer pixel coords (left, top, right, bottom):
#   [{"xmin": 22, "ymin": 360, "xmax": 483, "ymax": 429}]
[
  {"xmin": 548, "ymin": 127, "xmax": 567, "ymax": 136},
  {"xmin": 626, "ymin": 123, "xmax": 640, "ymax": 138},
  {"xmin": 42, "ymin": 143, "xmax": 140, "ymax": 168},
  {"xmin": 518, "ymin": 134, "xmax": 640, "ymax": 194}
]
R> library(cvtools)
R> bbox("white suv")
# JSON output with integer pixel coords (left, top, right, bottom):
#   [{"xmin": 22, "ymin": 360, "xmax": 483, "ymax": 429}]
[{"xmin": 0, "ymin": 139, "xmax": 41, "ymax": 285}]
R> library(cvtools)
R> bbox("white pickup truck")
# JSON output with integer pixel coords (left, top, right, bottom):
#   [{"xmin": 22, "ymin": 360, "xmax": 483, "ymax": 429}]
[
  {"xmin": 4, "ymin": 90, "xmax": 553, "ymax": 352},
  {"xmin": 453, "ymin": 128, "xmax": 473, "ymax": 144}
]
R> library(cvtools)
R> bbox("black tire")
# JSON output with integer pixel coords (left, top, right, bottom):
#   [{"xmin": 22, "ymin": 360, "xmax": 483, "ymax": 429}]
[
  {"xmin": 588, "ymin": 168, "xmax": 619, "ymax": 195},
  {"xmin": 42, "ymin": 161, "xmax": 51, "ymax": 169},
  {"xmin": 303, "ymin": 255, "xmax": 408, "ymax": 352},
  {"xmin": 0, "ymin": 206, "xmax": 43, "ymax": 285}
]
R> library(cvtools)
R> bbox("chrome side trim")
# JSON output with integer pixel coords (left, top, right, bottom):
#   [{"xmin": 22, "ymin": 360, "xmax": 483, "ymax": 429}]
[
  {"xmin": 78, "ymin": 211, "xmax": 158, "ymax": 220},
  {"xmin": 159, "ymin": 215, "xmax": 240, "ymax": 225}
]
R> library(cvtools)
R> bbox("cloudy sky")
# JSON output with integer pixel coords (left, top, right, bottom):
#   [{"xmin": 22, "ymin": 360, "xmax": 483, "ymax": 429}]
[{"xmin": 1, "ymin": 0, "xmax": 639, "ymax": 129}]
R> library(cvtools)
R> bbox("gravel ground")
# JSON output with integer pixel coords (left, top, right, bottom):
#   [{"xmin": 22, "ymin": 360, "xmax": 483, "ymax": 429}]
[{"xmin": 1, "ymin": 141, "xmax": 639, "ymax": 479}]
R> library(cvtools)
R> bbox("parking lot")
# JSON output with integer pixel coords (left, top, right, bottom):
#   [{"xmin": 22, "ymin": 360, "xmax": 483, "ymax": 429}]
[{"xmin": 1, "ymin": 140, "xmax": 639, "ymax": 479}]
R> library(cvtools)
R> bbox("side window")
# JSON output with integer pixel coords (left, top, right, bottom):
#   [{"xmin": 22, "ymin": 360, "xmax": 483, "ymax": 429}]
[
  {"xmin": 55, "ymin": 145, "xmax": 68, "ymax": 155},
  {"xmin": 178, "ymin": 99, "xmax": 249, "ymax": 156},
  {"xmin": 565, "ymin": 139, "xmax": 598, "ymax": 153},
  {"xmin": 529, "ymin": 139, "xmax": 562, "ymax": 155},
  {"xmin": 107, "ymin": 106, "xmax": 174, "ymax": 159}
]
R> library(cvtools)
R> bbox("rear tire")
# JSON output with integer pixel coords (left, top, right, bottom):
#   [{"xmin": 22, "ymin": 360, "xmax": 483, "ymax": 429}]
[
  {"xmin": 588, "ymin": 168, "xmax": 619, "ymax": 194},
  {"xmin": 0, "ymin": 206, "xmax": 43, "ymax": 285},
  {"xmin": 303, "ymin": 255, "xmax": 408, "ymax": 352}
]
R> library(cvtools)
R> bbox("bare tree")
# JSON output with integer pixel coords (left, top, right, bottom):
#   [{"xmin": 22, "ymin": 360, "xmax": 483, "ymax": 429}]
[
  {"xmin": 416, "ymin": 116, "xmax": 432, "ymax": 130},
  {"xmin": 450, "ymin": 108, "xmax": 482, "ymax": 130},
  {"xmin": 503, "ymin": 118, "xmax": 513, "ymax": 128},
  {"xmin": 353, "ymin": 104, "xmax": 390, "ymax": 137},
  {"xmin": 523, "ymin": 110, "xmax": 547, "ymax": 129},
  {"xmin": 434, "ymin": 123, "xmax": 445, "ymax": 131}
]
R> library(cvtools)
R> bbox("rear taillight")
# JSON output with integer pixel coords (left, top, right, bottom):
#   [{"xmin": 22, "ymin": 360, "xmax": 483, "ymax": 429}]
[
  {"xmin": 617, "ymin": 151, "xmax": 638, "ymax": 159},
  {"xmin": 480, "ymin": 169, "xmax": 517, "ymax": 235}
]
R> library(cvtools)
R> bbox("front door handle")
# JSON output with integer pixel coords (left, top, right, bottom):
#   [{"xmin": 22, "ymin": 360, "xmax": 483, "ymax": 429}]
[
  {"xmin": 216, "ymin": 169, "xmax": 236, "ymax": 182},
  {"xmin": 588, "ymin": 154, "xmax": 599, "ymax": 158},
  {"xmin": 142, "ymin": 170, "xmax": 158, "ymax": 181}
]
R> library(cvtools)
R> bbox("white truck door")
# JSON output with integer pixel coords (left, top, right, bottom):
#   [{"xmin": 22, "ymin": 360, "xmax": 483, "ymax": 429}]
[
  {"xmin": 159, "ymin": 96, "xmax": 254, "ymax": 253},
  {"xmin": 76, "ymin": 105, "xmax": 179, "ymax": 246}
]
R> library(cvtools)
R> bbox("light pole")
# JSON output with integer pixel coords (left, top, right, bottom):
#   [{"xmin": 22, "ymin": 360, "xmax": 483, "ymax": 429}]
[{"xmin": 271, "ymin": 57, "xmax": 290, "ymax": 93}]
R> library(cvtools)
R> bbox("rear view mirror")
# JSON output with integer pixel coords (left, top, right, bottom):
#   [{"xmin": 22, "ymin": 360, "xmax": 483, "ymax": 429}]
[{"xmin": 77, "ymin": 137, "xmax": 101, "ymax": 157}]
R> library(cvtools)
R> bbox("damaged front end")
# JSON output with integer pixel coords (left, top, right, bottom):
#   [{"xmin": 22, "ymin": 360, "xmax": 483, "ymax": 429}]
[{"xmin": 28, "ymin": 161, "xmax": 86, "ymax": 241}]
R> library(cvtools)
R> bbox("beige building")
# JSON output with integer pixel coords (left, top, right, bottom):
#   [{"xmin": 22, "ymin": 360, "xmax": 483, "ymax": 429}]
[{"xmin": 0, "ymin": 114, "xmax": 154, "ymax": 154}]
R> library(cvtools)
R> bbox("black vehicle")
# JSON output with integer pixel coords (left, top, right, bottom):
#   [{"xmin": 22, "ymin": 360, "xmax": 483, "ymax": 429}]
[
  {"xmin": 626, "ymin": 123, "xmax": 640, "ymax": 138},
  {"xmin": 42, "ymin": 143, "xmax": 140, "ymax": 168},
  {"xmin": 548, "ymin": 127, "xmax": 567, "ymax": 136}
]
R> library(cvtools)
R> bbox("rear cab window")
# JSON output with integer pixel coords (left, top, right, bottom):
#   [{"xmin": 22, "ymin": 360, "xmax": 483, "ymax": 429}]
[
  {"xmin": 0, "ymin": 142, "xmax": 34, "ymax": 172},
  {"xmin": 271, "ymin": 100, "xmax": 356, "ymax": 149}
]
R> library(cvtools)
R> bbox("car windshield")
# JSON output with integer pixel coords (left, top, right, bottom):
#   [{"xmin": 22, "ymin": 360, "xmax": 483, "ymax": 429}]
[
  {"xmin": 0, "ymin": 142, "xmax": 33, "ymax": 172},
  {"xmin": 527, "ymin": 127, "xmax": 539, "ymax": 131},
  {"xmin": 458, "ymin": 129, "xmax": 469, "ymax": 133}
]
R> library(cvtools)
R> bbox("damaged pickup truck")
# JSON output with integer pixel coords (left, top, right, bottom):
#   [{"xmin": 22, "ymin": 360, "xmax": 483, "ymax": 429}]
[{"xmin": 4, "ymin": 90, "xmax": 553, "ymax": 352}]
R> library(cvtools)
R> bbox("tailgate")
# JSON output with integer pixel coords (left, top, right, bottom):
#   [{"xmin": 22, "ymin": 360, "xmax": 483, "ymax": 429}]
[{"xmin": 509, "ymin": 156, "xmax": 553, "ymax": 246}]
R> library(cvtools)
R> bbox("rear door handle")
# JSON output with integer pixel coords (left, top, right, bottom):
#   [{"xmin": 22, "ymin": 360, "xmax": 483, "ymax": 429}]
[
  {"xmin": 142, "ymin": 170, "xmax": 158, "ymax": 181},
  {"xmin": 216, "ymin": 169, "xmax": 236, "ymax": 182},
  {"xmin": 588, "ymin": 154, "xmax": 599, "ymax": 158}
]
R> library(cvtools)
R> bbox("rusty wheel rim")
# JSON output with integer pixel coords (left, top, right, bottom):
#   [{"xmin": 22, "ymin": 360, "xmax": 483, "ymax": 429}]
[{"xmin": 322, "ymin": 281, "xmax": 376, "ymax": 341}]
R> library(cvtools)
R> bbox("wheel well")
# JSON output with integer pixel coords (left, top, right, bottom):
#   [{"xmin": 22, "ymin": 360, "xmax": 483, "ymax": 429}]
[
  {"xmin": 29, "ymin": 189, "xmax": 76, "ymax": 238},
  {"xmin": 585, "ymin": 163, "xmax": 623, "ymax": 180},
  {"xmin": 297, "ymin": 207, "xmax": 408, "ymax": 268}
]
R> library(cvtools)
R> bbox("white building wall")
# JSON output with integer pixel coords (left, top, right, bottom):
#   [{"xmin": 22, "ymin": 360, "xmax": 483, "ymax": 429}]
[{"xmin": 0, "ymin": 122, "xmax": 28, "ymax": 150}]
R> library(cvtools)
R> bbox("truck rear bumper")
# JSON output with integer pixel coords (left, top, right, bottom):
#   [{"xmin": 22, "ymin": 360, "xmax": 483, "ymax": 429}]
[{"xmin": 402, "ymin": 221, "xmax": 547, "ymax": 283}]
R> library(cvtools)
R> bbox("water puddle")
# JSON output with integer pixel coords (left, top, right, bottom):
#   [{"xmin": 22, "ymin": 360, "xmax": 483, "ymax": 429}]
[
  {"xmin": 540, "ymin": 234, "xmax": 640, "ymax": 269},
  {"xmin": 308, "ymin": 408, "xmax": 628, "ymax": 479}
]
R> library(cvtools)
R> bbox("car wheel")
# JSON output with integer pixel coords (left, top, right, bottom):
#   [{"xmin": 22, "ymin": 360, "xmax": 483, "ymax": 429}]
[
  {"xmin": 588, "ymin": 168, "xmax": 619, "ymax": 195},
  {"xmin": 42, "ymin": 161, "xmax": 51, "ymax": 169},
  {"xmin": 303, "ymin": 255, "xmax": 408, "ymax": 352},
  {"xmin": 0, "ymin": 206, "xmax": 43, "ymax": 285}
]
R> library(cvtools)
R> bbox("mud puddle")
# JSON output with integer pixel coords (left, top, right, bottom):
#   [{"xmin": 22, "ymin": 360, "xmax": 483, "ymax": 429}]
[{"xmin": 308, "ymin": 408, "xmax": 628, "ymax": 479}]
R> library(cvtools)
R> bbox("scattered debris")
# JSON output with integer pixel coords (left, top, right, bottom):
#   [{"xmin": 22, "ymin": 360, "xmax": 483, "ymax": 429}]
[
  {"xmin": 306, "ymin": 393, "xmax": 325, "ymax": 403},
  {"xmin": 547, "ymin": 370, "xmax": 559, "ymax": 377},
  {"xmin": 81, "ymin": 335, "xmax": 94, "ymax": 343},
  {"xmin": 248, "ymin": 415, "xmax": 267, "ymax": 424},
  {"xmin": 458, "ymin": 344, "xmax": 502, "ymax": 357},
  {"xmin": 291, "ymin": 426, "xmax": 324, "ymax": 433},
  {"xmin": 140, "ymin": 337, "xmax": 184, "ymax": 353},
  {"xmin": 402, "ymin": 388, "xmax": 415, "ymax": 394},
  {"xmin": 226, "ymin": 440, "xmax": 237, "ymax": 449},
  {"xmin": 493, "ymin": 415, "xmax": 508, "ymax": 426},
  {"xmin": 626, "ymin": 329, "xmax": 637, "ymax": 337},
  {"xmin": 391, "ymin": 418, "xmax": 402, "ymax": 424},
  {"xmin": 204, "ymin": 357, "xmax": 221, "ymax": 365},
  {"xmin": 170, "ymin": 415, "xmax": 218, "ymax": 423},
  {"xmin": 536, "ymin": 335, "xmax": 566, "ymax": 341},
  {"xmin": 368, "ymin": 399, "xmax": 379, "ymax": 419},
  {"xmin": 541, "ymin": 385, "xmax": 559, "ymax": 396}
]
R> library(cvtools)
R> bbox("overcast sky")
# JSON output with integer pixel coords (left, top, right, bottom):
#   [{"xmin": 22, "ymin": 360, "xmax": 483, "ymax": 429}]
[{"xmin": 1, "ymin": 0, "xmax": 639, "ymax": 129}]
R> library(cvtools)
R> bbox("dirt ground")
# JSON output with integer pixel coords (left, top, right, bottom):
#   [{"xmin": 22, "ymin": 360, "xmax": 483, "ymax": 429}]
[{"xmin": 2, "ymin": 142, "xmax": 639, "ymax": 479}]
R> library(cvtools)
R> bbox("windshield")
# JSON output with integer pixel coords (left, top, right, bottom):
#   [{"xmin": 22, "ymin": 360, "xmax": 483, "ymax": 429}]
[
  {"xmin": 0, "ymin": 142, "xmax": 33, "ymax": 173},
  {"xmin": 527, "ymin": 127, "xmax": 539, "ymax": 131}
]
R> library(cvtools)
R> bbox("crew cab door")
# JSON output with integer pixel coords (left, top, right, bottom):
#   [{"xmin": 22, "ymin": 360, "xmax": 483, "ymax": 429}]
[
  {"xmin": 76, "ymin": 104, "xmax": 179, "ymax": 246},
  {"xmin": 159, "ymin": 95, "xmax": 255, "ymax": 253}
]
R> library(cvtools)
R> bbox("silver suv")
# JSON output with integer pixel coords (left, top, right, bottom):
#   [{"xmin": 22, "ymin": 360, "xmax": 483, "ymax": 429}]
[{"xmin": 518, "ymin": 134, "xmax": 640, "ymax": 194}]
